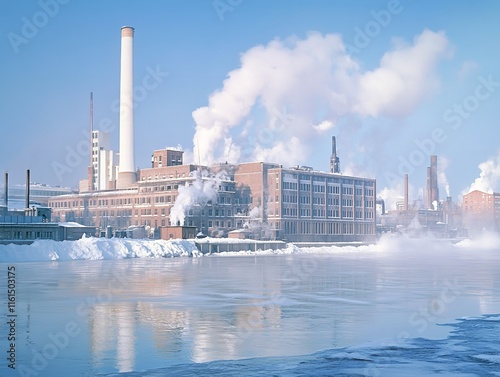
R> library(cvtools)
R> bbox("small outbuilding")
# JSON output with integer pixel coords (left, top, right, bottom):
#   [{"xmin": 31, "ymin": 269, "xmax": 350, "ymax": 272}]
[{"xmin": 160, "ymin": 225, "xmax": 197, "ymax": 240}]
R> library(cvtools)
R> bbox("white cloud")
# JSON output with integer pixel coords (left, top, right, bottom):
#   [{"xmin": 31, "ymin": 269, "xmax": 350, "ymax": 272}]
[
  {"xmin": 354, "ymin": 30, "xmax": 450, "ymax": 117},
  {"xmin": 313, "ymin": 120, "xmax": 335, "ymax": 133}
]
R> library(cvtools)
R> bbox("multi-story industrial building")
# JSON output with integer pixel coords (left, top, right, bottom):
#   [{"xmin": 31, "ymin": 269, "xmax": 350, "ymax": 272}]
[
  {"xmin": 49, "ymin": 149, "xmax": 238, "ymax": 236},
  {"xmin": 229, "ymin": 162, "xmax": 376, "ymax": 242},
  {"xmin": 462, "ymin": 190, "xmax": 500, "ymax": 233},
  {"xmin": 49, "ymin": 152, "xmax": 376, "ymax": 242}
]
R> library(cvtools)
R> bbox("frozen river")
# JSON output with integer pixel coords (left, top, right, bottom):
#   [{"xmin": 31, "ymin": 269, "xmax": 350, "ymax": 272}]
[{"xmin": 1, "ymin": 234, "xmax": 500, "ymax": 376}]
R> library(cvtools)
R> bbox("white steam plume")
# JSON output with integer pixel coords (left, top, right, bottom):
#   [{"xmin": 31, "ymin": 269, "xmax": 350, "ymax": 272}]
[
  {"xmin": 169, "ymin": 170, "xmax": 226, "ymax": 226},
  {"xmin": 463, "ymin": 151, "xmax": 500, "ymax": 195},
  {"xmin": 437, "ymin": 156, "xmax": 451, "ymax": 197},
  {"xmin": 378, "ymin": 184, "xmax": 403, "ymax": 213},
  {"xmin": 192, "ymin": 29, "xmax": 450, "ymax": 166}
]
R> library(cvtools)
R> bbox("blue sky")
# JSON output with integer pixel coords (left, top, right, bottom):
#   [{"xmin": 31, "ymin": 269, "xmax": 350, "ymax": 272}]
[{"xmin": 1, "ymin": 0, "xmax": 499, "ymax": 206}]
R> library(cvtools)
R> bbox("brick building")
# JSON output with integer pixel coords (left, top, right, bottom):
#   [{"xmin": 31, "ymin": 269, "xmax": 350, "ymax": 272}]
[
  {"xmin": 462, "ymin": 190, "xmax": 500, "ymax": 233},
  {"xmin": 229, "ymin": 163, "xmax": 376, "ymax": 242},
  {"xmin": 49, "ymin": 149, "xmax": 376, "ymax": 242}
]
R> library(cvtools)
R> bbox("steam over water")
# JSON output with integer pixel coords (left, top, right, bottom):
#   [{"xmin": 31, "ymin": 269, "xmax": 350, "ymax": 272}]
[{"xmin": 1, "ymin": 233, "xmax": 499, "ymax": 376}]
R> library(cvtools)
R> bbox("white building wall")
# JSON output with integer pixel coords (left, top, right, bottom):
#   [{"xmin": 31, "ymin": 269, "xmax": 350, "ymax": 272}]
[
  {"xmin": 98, "ymin": 149, "xmax": 119, "ymax": 190},
  {"xmin": 92, "ymin": 130, "xmax": 119, "ymax": 191}
]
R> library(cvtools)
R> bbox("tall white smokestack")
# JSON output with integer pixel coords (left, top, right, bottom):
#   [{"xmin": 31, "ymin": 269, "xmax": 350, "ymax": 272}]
[{"xmin": 117, "ymin": 26, "xmax": 136, "ymax": 189}]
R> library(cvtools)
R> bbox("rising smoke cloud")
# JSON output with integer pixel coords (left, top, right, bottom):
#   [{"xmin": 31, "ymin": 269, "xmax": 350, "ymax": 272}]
[
  {"xmin": 192, "ymin": 29, "xmax": 450, "ymax": 166},
  {"xmin": 438, "ymin": 156, "xmax": 451, "ymax": 198},
  {"xmin": 463, "ymin": 151, "xmax": 500, "ymax": 195},
  {"xmin": 169, "ymin": 170, "xmax": 227, "ymax": 226}
]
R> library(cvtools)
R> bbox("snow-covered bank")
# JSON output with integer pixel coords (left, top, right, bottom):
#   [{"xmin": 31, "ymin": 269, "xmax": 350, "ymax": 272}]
[
  {"xmin": 0, "ymin": 232, "xmax": 499, "ymax": 263},
  {"xmin": 0, "ymin": 237, "xmax": 299, "ymax": 262},
  {"xmin": 0, "ymin": 237, "xmax": 201, "ymax": 262}
]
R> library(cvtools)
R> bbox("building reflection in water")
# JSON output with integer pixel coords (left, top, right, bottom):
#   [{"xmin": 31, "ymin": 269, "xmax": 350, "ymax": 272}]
[
  {"xmin": 90, "ymin": 304, "xmax": 136, "ymax": 372},
  {"xmin": 83, "ymin": 254, "xmax": 500, "ymax": 371},
  {"xmin": 116, "ymin": 305, "xmax": 135, "ymax": 372},
  {"xmin": 84, "ymin": 256, "xmax": 384, "ymax": 370}
]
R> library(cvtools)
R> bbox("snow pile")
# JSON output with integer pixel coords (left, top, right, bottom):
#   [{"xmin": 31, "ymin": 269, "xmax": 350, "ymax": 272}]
[
  {"xmin": 213, "ymin": 243, "xmax": 300, "ymax": 257},
  {"xmin": 0, "ymin": 237, "xmax": 201, "ymax": 263}
]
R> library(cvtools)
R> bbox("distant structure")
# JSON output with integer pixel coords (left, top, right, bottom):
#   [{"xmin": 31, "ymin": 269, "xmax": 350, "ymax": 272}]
[
  {"xmin": 117, "ymin": 26, "xmax": 136, "ymax": 189},
  {"xmin": 378, "ymin": 156, "xmax": 464, "ymax": 238},
  {"xmin": 0, "ymin": 171, "xmax": 94, "ymax": 244},
  {"xmin": 1, "ymin": 180, "xmax": 73, "ymax": 210},
  {"xmin": 329, "ymin": 136, "xmax": 341, "ymax": 174}
]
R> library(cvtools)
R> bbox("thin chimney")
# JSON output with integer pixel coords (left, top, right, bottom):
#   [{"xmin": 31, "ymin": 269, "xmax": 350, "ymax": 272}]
[
  {"xmin": 26, "ymin": 169, "xmax": 30, "ymax": 210},
  {"xmin": 88, "ymin": 92, "xmax": 94, "ymax": 192},
  {"xmin": 4, "ymin": 172, "xmax": 8, "ymax": 207}
]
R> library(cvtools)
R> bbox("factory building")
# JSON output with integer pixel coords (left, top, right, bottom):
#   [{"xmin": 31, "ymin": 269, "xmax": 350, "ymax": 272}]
[
  {"xmin": 49, "ymin": 154, "xmax": 376, "ymax": 242},
  {"xmin": 227, "ymin": 162, "xmax": 376, "ymax": 242},
  {"xmin": 49, "ymin": 150, "xmax": 238, "ymax": 237}
]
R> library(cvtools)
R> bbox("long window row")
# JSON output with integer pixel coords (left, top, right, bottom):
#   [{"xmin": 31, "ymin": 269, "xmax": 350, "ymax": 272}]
[
  {"xmin": 283, "ymin": 221, "xmax": 374, "ymax": 235},
  {"xmin": 0, "ymin": 230, "xmax": 55, "ymax": 240}
]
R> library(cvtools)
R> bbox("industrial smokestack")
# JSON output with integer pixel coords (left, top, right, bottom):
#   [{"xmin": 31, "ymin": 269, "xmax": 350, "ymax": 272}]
[
  {"xmin": 404, "ymin": 173, "xmax": 408, "ymax": 211},
  {"xmin": 117, "ymin": 26, "xmax": 136, "ymax": 189},
  {"xmin": 426, "ymin": 166, "xmax": 431, "ymax": 209},
  {"xmin": 4, "ymin": 172, "xmax": 8, "ymax": 207},
  {"xmin": 430, "ymin": 155, "xmax": 439, "ymax": 205},
  {"xmin": 330, "ymin": 136, "xmax": 340, "ymax": 174},
  {"xmin": 26, "ymin": 169, "xmax": 30, "ymax": 210}
]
